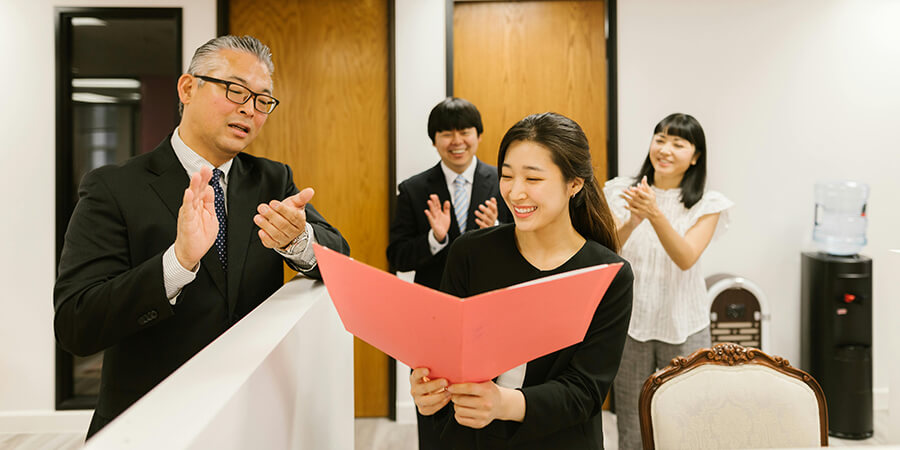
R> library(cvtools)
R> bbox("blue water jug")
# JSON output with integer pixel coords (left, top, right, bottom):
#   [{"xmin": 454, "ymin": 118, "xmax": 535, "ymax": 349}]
[{"xmin": 813, "ymin": 181, "xmax": 869, "ymax": 256}]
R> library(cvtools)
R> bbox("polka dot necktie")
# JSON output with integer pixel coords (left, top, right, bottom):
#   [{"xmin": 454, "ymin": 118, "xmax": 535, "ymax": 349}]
[{"xmin": 209, "ymin": 168, "xmax": 227, "ymax": 270}]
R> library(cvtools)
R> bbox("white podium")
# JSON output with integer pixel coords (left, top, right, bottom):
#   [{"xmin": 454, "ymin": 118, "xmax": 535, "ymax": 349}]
[{"xmin": 84, "ymin": 277, "xmax": 354, "ymax": 449}]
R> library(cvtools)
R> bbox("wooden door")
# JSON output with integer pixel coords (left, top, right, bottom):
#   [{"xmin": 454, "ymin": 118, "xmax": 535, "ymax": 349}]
[
  {"xmin": 230, "ymin": 0, "xmax": 390, "ymax": 417},
  {"xmin": 453, "ymin": 0, "xmax": 608, "ymax": 176},
  {"xmin": 455, "ymin": 0, "xmax": 611, "ymax": 410}
]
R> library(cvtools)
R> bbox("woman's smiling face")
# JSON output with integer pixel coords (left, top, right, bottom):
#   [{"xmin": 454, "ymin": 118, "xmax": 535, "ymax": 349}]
[
  {"xmin": 500, "ymin": 140, "xmax": 582, "ymax": 233},
  {"xmin": 649, "ymin": 132, "xmax": 698, "ymax": 181}
]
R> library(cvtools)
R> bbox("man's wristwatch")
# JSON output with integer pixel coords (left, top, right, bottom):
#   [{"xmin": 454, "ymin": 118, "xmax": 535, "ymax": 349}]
[{"xmin": 280, "ymin": 229, "xmax": 309, "ymax": 255}]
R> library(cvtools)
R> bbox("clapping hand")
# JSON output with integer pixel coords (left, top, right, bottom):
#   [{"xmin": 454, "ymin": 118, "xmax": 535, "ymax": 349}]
[
  {"xmin": 424, "ymin": 194, "xmax": 452, "ymax": 242},
  {"xmin": 174, "ymin": 166, "xmax": 219, "ymax": 270},
  {"xmin": 474, "ymin": 197, "xmax": 499, "ymax": 229},
  {"xmin": 621, "ymin": 176, "xmax": 660, "ymax": 223},
  {"xmin": 255, "ymin": 188, "xmax": 315, "ymax": 249}
]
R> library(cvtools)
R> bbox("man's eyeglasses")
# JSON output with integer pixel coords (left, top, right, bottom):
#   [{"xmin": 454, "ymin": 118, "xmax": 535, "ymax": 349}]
[{"xmin": 195, "ymin": 75, "xmax": 280, "ymax": 114}]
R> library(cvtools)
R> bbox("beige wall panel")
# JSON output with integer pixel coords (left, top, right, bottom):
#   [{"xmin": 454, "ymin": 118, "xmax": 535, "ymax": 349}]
[{"xmin": 231, "ymin": 0, "xmax": 390, "ymax": 417}]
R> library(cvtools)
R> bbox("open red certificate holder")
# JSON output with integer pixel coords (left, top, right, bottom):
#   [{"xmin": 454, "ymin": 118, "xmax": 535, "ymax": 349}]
[{"xmin": 313, "ymin": 244, "xmax": 622, "ymax": 384}]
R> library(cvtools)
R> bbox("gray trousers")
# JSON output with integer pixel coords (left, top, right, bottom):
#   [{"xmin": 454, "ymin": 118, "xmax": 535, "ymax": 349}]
[{"xmin": 612, "ymin": 327, "xmax": 710, "ymax": 450}]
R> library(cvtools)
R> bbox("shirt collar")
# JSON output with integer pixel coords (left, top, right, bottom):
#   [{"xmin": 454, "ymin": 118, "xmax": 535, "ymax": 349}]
[
  {"xmin": 170, "ymin": 126, "xmax": 234, "ymax": 182},
  {"xmin": 440, "ymin": 157, "xmax": 478, "ymax": 185}
]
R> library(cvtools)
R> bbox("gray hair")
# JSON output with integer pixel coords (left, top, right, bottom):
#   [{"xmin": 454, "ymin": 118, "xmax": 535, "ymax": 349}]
[{"xmin": 179, "ymin": 35, "xmax": 275, "ymax": 115}]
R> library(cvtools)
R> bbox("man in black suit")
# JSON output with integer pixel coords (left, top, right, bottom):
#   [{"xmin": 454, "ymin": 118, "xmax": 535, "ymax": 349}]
[
  {"xmin": 387, "ymin": 97, "xmax": 510, "ymax": 290},
  {"xmin": 387, "ymin": 97, "xmax": 510, "ymax": 449},
  {"xmin": 53, "ymin": 35, "xmax": 349, "ymax": 439}
]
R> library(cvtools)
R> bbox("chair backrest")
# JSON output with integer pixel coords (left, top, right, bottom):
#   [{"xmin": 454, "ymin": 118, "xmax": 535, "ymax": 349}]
[{"xmin": 638, "ymin": 343, "xmax": 828, "ymax": 449}]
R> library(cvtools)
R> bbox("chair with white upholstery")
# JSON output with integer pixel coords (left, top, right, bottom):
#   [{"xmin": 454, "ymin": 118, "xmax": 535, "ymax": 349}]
[{"xmin": 638, "ymin": 343, "xmax": 828, "ymax": 449}]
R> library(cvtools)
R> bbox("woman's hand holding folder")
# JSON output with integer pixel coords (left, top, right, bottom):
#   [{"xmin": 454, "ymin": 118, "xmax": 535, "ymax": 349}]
[{"xmin": 410, "ymin": 367, "xmax": 451, "ymax": 416}]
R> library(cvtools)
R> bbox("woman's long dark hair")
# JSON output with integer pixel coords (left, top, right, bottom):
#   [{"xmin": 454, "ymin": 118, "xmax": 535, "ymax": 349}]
[
  {"xmin": 635, "ymin": 113, "xmax": 707, "ymax": 208},
  {"xmin": 497, "ymin": 112, "xmax": 619, "ymax": 253}
]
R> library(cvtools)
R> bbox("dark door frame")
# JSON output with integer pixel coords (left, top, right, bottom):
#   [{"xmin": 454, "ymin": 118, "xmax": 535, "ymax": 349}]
[{"xmin": 54, "ymin": 6, "xmax": 183, "ymax": 410}]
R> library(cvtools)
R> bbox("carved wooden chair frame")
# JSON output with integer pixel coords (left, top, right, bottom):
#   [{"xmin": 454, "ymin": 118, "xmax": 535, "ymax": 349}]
[{"xmin": 638, "ymin": 343, "xmax": 829, "ymax": 449}]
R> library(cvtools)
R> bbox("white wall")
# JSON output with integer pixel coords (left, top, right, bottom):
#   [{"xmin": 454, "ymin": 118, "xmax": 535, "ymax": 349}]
[
  {"xmin": 890, "ymin": 250, "xmax": 900, "ymax": 441},
  {"xmin": 0, "ymin": 0, "xmax": 216, "ymax": 432},
  {"xmin": 394, "ymin": 0, "xmax": 447, "ymax": 183},
  {"xmin": 393, "ymin": 0, "xmax": 448, "ymax": 424},
  {"xmin": 618, "ymin": 0, "xmax": 900, "ymax": 410}
]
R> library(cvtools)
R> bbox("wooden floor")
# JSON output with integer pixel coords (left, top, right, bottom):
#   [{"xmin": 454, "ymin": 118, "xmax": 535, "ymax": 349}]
[
  {"xmin": 354, "ymin": 410, "xmax": 893, "ymax": 450},
  {"xmin": 0, "ymin": 410, "xmax": 890, "ymax": 449}
]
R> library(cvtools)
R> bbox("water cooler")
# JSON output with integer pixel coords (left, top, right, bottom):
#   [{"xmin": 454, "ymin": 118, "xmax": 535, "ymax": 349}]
[
  {"xmin": 801, "ymin": 252, "xmax": 872, "ymax": 438},
  {"xmin": 800, "ymin": 181, "xmax": 873, "ymax": 439}
]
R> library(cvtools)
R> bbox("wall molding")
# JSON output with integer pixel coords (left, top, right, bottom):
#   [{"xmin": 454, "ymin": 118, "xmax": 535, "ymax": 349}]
[{"xmin": 0, "ymin": 410, "xmax": 92, "ymax": 434}]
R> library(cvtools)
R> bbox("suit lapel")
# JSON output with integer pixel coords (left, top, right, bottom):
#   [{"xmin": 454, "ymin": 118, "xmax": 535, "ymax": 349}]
[
  {"xmin": 426, "ymin": 163, "xmax": 460, "ymax": 240},
  {"xmin": 225, "ymin": 155, "xmax": 260, "ymax": 314},
  {"xmin": 147, "ymin": 141, "xmax": 188, "ymax": 220},
  {"xmin": 146, "ymin": 139, "xmax": 227, "ymax": 299}
]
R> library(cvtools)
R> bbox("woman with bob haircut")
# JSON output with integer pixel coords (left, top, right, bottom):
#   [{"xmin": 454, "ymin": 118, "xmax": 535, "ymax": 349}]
[
  {"xmin": 604, "ymin": 113, "xmax": 733, "ymax": 449},
  {"xmin": 410, "ymin": 112, "xmax": 634, "ymax": 449}
]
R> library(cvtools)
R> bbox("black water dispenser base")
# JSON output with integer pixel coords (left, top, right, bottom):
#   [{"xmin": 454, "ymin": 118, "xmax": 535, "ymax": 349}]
[
  {"xmin": 801, "ymin": 253, "xmax": 874, "ymax": 441},
  {"xmin": 830, "ymin": 430, "xmax": 874, "ymax": 440}
]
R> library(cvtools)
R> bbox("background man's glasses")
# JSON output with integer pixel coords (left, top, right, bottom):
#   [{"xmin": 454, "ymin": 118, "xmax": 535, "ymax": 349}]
[{"xmin": 196, "ymin": 75, "xmax": 280, "ymax": 114}]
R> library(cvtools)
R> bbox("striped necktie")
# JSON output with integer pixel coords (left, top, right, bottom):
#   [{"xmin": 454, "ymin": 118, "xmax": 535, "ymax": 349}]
[
  {"xmin": 452, "ymin": 174, "xmax": 468, "ymax": 234},
  {"xmin": 209, "ymin": 168, "xmax": 227, "ymax": 269}
]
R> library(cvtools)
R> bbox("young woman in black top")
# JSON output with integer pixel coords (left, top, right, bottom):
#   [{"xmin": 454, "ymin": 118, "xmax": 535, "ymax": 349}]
[{"xmin": 410, "ymin": 112, "xmax": 634, "ymax": 449}]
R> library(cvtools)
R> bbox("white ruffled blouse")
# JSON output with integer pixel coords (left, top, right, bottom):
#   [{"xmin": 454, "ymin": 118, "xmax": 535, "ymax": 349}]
[{"xmin": 603, "ymin": 176, "xmax": 734, "ymax": 344}]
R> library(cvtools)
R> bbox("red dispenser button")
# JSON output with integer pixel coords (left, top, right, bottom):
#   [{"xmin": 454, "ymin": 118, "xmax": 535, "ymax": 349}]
[{"xmin": 843, "ymin": 294, "xmax": 856, "ymax": 304}]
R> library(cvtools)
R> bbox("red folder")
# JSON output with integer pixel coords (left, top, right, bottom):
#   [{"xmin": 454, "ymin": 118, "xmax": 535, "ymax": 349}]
[{"xmin": 313, "ymin": 244, "xmax": 622, "ymax": 384}]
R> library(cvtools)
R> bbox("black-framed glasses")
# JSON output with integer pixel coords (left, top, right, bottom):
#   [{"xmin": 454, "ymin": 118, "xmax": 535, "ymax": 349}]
[{"xmin": 195, "ymin": 75, "xmax": 280, "ymax": 114}]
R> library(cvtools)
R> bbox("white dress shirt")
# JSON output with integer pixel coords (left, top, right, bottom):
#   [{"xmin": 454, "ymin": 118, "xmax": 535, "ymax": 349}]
[
  {"xmin": 162, "ymin": 127, "xmax": 317, "ymax": 304},
  {"xmin": 427, "ymin": 158, "xmax": 478, "ymax": 255}
]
